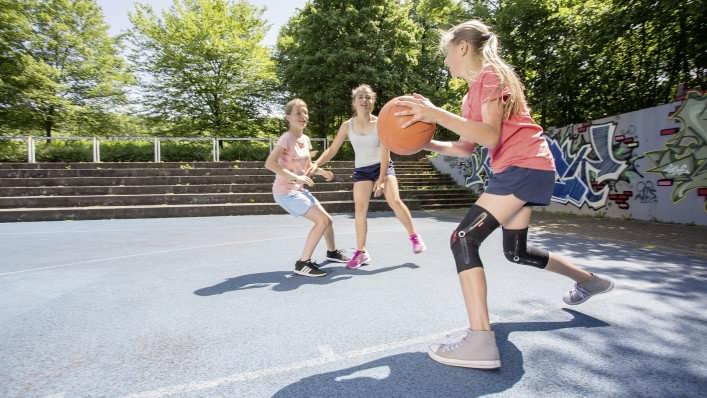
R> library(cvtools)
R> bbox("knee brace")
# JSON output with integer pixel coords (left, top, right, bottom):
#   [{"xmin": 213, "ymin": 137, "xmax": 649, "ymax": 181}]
[
  {"xmin": 450, "ymin": 205, "xmax": 500, "ymax": 273},
  {"xmin": 502, "ymin": 228, "xmax": 549, "ymax": 269}
]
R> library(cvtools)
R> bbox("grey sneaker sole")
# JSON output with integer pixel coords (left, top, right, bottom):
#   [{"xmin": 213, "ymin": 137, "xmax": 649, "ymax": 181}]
[
  {"xmin": 293, "ymin": 269, "xmax": 326, "ymax": 277},
  {"xmin": 564, "ymin": 279, "xmax": 615, "ymax": 305},
  {"xmin": 428, "ymin": 350, "xmax": 501, "ymax": 369},
  {"xmin": 326, "ymin": 257, "xmax": 348, "ymax": 263}
]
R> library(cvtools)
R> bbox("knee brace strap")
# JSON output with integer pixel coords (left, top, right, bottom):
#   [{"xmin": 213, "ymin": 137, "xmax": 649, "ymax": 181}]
[
  {"xmin": 450, "ymin": 205, "xmax": 500, "ymax": 273},
  {"xmin": 502, "ymin": 228, "xmax": 549, "ymax": 269}
]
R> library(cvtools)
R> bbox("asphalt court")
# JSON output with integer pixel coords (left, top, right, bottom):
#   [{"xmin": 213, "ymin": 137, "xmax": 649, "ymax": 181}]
[{"xmin": 1, "ymin": 211, "xmax": 705, "ymax": 397}]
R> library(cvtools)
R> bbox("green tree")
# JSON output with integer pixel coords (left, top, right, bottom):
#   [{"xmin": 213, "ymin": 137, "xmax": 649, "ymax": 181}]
[
  {"xmin": 491, "ymin": 0, "xmax": 705, "ymax": 127},
  {"xmin": 0, "ymin": 0, "xmax": 133, "ymax": 137},
  {"xmin": 129, "ymin": 0, "xmax": 277, "ymax": 137},
  {"xmin": 277, "ymin": 0, "xmax": 421, "ymax": 138}
]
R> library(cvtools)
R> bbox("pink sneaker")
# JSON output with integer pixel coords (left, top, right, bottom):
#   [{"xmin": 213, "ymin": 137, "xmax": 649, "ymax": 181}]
[
  {"xmin": 346, "ymin": 250, "xmax": 371, "ymax": 269},
  {"xmin": 410, "ymin": 233, "xmax": 426, "ymax": 254}
]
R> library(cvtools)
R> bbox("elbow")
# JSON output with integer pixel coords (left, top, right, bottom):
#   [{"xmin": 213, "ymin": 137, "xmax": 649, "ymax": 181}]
[{"xmin": 479, "ymin": 136, "xmax": 499, "ymax": 150}]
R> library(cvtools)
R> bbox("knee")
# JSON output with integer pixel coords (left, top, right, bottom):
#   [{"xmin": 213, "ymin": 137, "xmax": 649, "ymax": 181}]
[
  {"xmin": 502, "ymin": 228, "xmax": 549, "ymax": 269},
  {"xmin": 354, "ymin": 200, "xmax": 369, "ymax": 213},
  {"xmin": 387, "ymin": 197, "xmax": 404, "ymax": 209},
  {"xmin": 450, "ymin": 205, "xmax": 500, "ymax": 273},
  {"xmin": 315, "ymin": 214, "xmax": 332, "ymax": 228}
]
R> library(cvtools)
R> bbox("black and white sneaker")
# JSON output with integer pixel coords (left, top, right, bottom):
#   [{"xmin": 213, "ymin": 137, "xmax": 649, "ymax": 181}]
[
  {"xmin": 326, "ymin": 249, "xmax": 350, "ymax": 263},
  {"xmin": 294, "ymin": 259, "xmax": 326, "ymax": 277}
]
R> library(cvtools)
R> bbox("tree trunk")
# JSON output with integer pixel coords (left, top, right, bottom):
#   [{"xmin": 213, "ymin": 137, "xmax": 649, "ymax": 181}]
[{"xmin": 45, "ymin": 106, "xmax": 54, "ymax": 143}]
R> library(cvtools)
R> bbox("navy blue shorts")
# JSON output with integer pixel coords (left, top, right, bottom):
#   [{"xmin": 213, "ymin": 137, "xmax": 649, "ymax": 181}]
[
  {"xmin": 352, "ymin": 161, "xmax": 396, "ymax": 182},
  {"xmin": 485, "ymin": 166, "xmax": 556, "ymax": 206}
]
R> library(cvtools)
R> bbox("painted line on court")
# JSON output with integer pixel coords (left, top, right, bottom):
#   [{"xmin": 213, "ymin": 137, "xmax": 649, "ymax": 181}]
[
  {"xmin": 124, "ymin": 327, "xmax": 465, "ymax": 398},
  {"xmin": 0, "ymin": 226, "xmax": 451, "ymax": 277},
  {"xmin": 0, "ymin": 236, "xmax": 299, "ymax": 277},
  {"xmin": 0, "ymin": 223, "xmax": 310, "ymax": 236}
]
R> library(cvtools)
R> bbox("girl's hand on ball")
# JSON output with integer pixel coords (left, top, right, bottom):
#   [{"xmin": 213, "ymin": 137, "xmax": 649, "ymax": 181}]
[{"xmin": 394, "ymin": 94, "xmax": 438, "ymax": 128}]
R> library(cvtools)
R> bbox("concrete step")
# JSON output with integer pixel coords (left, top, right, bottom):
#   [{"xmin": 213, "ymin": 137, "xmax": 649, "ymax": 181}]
[
  {"xmin": 0, "ymin": 182, "xmax": 354, "ymax": 196},
  {"xmin": 0, "ymin": 182, "xmax": 469, "ymax": 197},
  {"xmin": 0, "ymin": 189, "xmax": 472, "ymax": 208},
  {"xmin": 0, "ymin": 167, "xmax": 439, "ymax": 178},
  {"xmin": 0, "ymin": 191, "xmax": 349, "ymax": 207},
  {"xmin": 0, "ymin": 160, "xmax": 436, "ymax": 170},
  {"xmin": 0, "ymin": 174, "xmax": 456, "ymax": 187},
  {"xmin": 421, "ymin": 200, "xmax": 475, "ymax": 209},
  {"xmin": 0, "ymin": 158, "xmax": 476, "ymax": 221},
  {"xmin": 0, "ymin": 200, "xmax": 418, "ymax": 222}
]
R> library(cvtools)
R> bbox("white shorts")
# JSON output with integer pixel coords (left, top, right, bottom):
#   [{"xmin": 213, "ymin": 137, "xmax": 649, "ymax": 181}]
[{"xmin": 273, "ymin": 189, "xmax": 319, "ymax": 217}]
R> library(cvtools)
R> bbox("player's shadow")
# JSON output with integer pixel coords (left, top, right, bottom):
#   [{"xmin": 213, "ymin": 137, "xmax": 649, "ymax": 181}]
[
  {"xmin": 273, "ymin": 309, "xmax": 609, "ymax": 398},
  {"xmin": 194, "ymin": 263, "xmax": 419, "ymax": 296}
]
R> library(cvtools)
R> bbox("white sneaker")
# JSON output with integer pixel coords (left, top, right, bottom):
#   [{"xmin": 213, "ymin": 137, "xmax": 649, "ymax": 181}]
[{"xmin": 563, "ymin": 273, "xmax": 614, "ymax": 305}]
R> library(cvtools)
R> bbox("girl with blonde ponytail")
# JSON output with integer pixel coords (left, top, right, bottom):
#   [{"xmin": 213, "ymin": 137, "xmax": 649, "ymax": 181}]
[{"xmin": 395, "ymin": 20, "xmax": 614, "ymax": 369}]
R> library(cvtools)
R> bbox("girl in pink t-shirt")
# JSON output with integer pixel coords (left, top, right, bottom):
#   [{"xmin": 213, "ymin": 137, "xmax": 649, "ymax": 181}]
[
  {"xmin": 265, "ymin": 99, "xmax": 350, "ymax": 277},
  {"xmin": 395, "ymin": 20, "xmax": 613, "ymax": 369}
]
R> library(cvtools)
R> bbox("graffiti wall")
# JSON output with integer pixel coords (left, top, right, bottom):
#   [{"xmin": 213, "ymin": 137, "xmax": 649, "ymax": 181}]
[{"xmin": 430, "ymin": 91, "xmax": 707, "ymax": 225}]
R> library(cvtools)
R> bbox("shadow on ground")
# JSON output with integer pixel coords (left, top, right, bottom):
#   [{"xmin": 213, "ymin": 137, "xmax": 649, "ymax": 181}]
[
  {"xmin": 194, "ymin": 263, "xmax": 419, "ymax": 295},
  {"xmin": 273, "ymin": 309, "xmax": 608, "ymax": 398}
]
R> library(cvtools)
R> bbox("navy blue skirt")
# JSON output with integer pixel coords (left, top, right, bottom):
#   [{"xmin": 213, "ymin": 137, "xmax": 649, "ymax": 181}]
[
  {"xmin": 352, "ymin": 161, "xmax": 395, "ymax": 182},
  {"xmin": 485, "ymin": 166, "xmax": 556, "ymax": 206}
]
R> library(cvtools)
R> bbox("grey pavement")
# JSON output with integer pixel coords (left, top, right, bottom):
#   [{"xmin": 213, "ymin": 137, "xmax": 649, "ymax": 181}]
[{"xmin": 1, "ymin": 211, "xmax": 706, "ymax": 397}]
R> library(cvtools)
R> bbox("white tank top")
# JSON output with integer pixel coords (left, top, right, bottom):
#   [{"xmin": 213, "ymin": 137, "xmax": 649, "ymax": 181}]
[{"xmin": 348, "ymin": 118, "xmax": 381, "ymax": 168}]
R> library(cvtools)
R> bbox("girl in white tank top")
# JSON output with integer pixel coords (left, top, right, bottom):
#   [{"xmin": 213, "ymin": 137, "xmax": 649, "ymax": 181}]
[{"xmin": 310, "ymin": 84, "xmax": 426, "ymax": 268}]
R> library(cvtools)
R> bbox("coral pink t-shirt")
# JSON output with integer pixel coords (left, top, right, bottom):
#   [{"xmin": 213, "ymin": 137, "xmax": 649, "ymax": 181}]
[
  {"xmin": 272, "ymin": 131, "xmax": 313, "ymax": 195},
  {"xmin": 462, "ymin": 65, "xmax": 554, "ymax": 174}
]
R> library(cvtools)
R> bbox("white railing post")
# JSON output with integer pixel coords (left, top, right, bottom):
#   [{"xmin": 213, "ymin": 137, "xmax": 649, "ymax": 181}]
[
  {"xmin": 92, "ymin": 137, "xmax": 101, "ymax": 162},
  {"xmin": 27, "ymin": 136, "xmax": 35, "ymax": 163},
  {"xmin": 268, "ymin": 138, "xmax": 273, "ymax": 152},
  {"xmin": 213, "ymin": 138, "xmax": 219, "ymax": 162},
  {"xmin": 154, "ymin": 138, "xmax": 161, "ymax": 162}
]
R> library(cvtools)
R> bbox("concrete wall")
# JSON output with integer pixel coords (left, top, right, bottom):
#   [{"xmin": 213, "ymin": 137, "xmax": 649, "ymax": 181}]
[{"xmin": 429, "ymin": 91, "xmax": 707, "ymax": 225}]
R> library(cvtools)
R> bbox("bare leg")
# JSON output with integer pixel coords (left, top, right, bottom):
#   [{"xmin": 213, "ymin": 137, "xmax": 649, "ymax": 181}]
[
  {"xmin": 300, "ymin": 205, "xmax": 333, "ymax": 261},
  {"xmin": 459, "ymin": 267, "xmax": 491, "ymax": 330},
  {"xmin": 458, "ymin": 193, "xmax": 527, "ymax": 331},
  {"xmin": 546, "ymin": 255, "xmax": 592, "ymax": 282},
  {"xmin": 313, "ymin": 201, "xmax": 337, "ymax": 251},
  {"xmin": 352, "ymin": 181, "xmax": 373, "ymax": 251},
  {"xmin": 504, "ymin": 207, "xmax": 592, "ymax": 283},
  {"xmin": 383, "ymin": 176, "xmax": 416, "ymax": 235}
]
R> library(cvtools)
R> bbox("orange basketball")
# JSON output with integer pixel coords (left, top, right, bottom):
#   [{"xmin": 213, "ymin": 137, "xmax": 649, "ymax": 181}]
[{"xmin": 377, "ymin": 97, "xmax": 436, "ymax": 156}]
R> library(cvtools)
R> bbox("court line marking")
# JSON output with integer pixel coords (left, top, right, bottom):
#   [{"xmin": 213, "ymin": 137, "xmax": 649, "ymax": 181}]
[
  {"xmin": 0, "ymin": 236, "xmax": 300, "ymax": 277},
  {"xmin": 124, "ymin": 327, "xmax": 464, "ymax": 398},
  {"xmin": 0, "ymin": 223, "xmax": 315, "ymax": 236},
  {"xmin": 0, "ymin": 226, "xmax": 451, "ymax": 277},
  {"xmin": 0, "ymin": 215, "xmax": 447, "ymax": 236}
]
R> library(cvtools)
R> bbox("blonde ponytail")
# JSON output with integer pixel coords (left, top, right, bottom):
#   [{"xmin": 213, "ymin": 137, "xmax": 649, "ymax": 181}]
[{"xmin": 441, "ymin": 20, "xmax": 527, "ymax": 120}]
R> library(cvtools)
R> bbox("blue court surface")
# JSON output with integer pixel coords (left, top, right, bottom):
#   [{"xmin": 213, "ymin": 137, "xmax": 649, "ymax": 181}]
[{"xmin": 1, "ymin": 211, "xmax": 705, "ymax": 397}]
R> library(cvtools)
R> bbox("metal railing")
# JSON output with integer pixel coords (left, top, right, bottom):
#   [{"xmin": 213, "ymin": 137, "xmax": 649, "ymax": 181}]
[{"xmin": 0, "ymin": 135, "xmax": 335, "ymax": 163}]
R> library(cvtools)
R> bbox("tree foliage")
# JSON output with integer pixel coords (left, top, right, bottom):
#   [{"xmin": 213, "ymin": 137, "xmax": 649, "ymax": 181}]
[
  {"xmin": 0, "ymin": 0, "xmax": 133, "ymax": 137},
  {"xmin": 128, "ymin": 0, "xmax": 277, "ymax": 137},
  {"xmin": 485, "ymin": 0, "xmax": 705, "ymax": 126},
  {"xmin": 279, "ymin": 0, "xmax": 705, "ymax": 133},
  {"xmin": 277, "ymin": 0, "xmax": 422, "ymax": 138}
]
